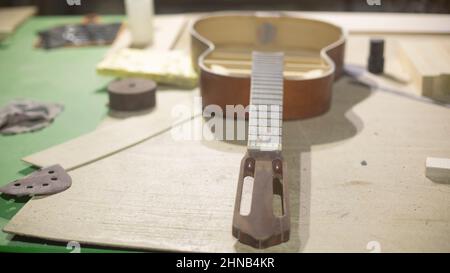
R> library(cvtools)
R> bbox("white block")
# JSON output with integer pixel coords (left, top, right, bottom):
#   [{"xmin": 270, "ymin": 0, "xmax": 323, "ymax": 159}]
[
  {"xmin": 125, "ymin": 0, "xmax": 154, "ymax": 47},
  {"xmin": 426, "ymin": 157, "xmax": 450, "ymax": 183}
]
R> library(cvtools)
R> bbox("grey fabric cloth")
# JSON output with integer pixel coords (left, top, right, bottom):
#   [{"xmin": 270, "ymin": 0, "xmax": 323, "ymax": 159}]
[{"xmin": 0, "ymin": 99, "xmax": 64, "ymax": 135}]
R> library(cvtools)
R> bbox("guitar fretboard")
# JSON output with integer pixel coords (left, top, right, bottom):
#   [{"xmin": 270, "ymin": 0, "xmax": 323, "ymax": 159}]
[{"xmin": 247, "ymin": 52, "xmax": 284, "ymax": 151}]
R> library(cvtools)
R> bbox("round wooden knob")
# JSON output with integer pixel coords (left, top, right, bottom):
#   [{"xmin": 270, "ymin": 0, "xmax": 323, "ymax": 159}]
[{"xmin": 107, "ymin": 78, "xmax": 157, "ymax": 111}]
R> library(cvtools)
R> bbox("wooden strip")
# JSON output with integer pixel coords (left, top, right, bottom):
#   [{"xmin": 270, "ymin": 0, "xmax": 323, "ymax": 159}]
[
  {"xmin": 209, "ymin": 49, "xmax": 322, "ymax": 64},
  {"xmin": 0, "ymin": 6, "xmax": 36, "ymax": 39},
  {"xmin": 204, "ymin": 59, "xmax": 327, "ymax": 69},
  {"xmin": 209, "ymin": 65, "xmax": 324, "ymax": 78},
  {"xmin": 296, "ymin": 12, "xmax": 450, "ymax": 34},
  {"xmin": 22, "ymin": 95, "xmax": 194, "ymax": 171},
  {"xmin": 397, "ymin": 40, "xmax": 450, "ymax": 101}
]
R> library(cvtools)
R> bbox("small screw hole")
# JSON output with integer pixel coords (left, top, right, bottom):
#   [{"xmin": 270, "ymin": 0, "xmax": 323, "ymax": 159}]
[
  {"xmin": 42, "ymin": 183, "xmax": 49, "ymax": 187},
  {"xmin": 14, "ymin": 183, "xmax": 21, "ymax": 187},
  {"xmin": 48, "ymin": 170, "xmax": 55, "ymax": 174},
  {"xmin": 26, "ymin": 186, "xmax": 33, "ymax": 189},
  {"xmin": 51, "ymin": 177, "xmax": 58, "ymax": 181}
]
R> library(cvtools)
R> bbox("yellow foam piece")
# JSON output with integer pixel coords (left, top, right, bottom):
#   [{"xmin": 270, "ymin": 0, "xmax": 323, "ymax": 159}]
[{"xmin": 97, "ymin": 49, "xmax": 198, "ymax": 89}]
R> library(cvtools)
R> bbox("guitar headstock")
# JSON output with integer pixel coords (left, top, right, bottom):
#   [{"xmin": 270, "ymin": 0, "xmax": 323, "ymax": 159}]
[{"xmin": 232, "ymin": 150, "xmax": 290, "ymax": 248}]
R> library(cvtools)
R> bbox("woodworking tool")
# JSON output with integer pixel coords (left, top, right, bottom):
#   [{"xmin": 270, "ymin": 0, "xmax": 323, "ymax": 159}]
[
  {"xmin": 107, "ymin": 78, "xmax": 157, "ymax": 111},
  {"xmin": 0, "ymin": 165, "xmax": 71, "ymax": 196}
]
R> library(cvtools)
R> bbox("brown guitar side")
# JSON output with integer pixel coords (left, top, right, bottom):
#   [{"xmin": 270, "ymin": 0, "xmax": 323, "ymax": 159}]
[{"xmin": 191, "ymin": 13, "xmax": 346, "ymax": 120}]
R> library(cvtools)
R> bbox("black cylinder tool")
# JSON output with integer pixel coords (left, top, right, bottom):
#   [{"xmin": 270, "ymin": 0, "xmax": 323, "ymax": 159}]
[
  {"xmin": 107, "ymin": 78, "xmax": 157, "ymax": 112},
  {"xmin": 368, "ymin": 38, "xmax": 385, "ymax": 74}
]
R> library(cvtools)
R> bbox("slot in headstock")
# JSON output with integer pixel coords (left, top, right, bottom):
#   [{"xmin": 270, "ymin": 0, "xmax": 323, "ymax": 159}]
[{"xmin": 232, "ymin": 150, "xmax": 290, "ymax": 249}]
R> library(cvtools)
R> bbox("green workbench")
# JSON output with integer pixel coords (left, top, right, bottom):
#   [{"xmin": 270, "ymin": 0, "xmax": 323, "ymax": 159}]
[{"xmin": 0, "ymin": 16, "xmax": 131, "ymax": 253}]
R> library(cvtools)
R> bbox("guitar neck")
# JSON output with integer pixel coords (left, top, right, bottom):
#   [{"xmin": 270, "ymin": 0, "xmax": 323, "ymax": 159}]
[{"xmin": 247, "ymin": 51, "xmax": 285, "ymax": 152}]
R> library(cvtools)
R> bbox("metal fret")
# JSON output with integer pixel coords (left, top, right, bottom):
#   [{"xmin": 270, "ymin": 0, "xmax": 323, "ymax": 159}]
[{"xmin": 247, "ymin": 52, "xmax": 284, "ymax": 151}]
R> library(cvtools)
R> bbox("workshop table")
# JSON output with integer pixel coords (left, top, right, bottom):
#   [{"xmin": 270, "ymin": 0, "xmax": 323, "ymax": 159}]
[{"xmin": 0, "ymin": 13, "xmax": 449, "ymax": 253}]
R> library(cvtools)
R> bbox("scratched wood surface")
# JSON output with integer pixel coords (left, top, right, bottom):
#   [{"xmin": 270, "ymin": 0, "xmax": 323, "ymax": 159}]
[
  {"xmin": 5, "ymin": 76, "xmax": 450, "ymax": 252},
  {"xmin": 4, "ymin": 14, "xmax": 450, "ymax": 252}
]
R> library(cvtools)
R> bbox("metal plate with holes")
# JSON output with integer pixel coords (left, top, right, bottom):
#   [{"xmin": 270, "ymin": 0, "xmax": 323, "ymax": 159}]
[{"xmin": 0, "ymin": 164, "xmax": 71, "ymax": 196}]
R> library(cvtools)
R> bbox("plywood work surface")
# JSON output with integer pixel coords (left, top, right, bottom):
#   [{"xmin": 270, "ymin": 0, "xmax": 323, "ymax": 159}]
[{"xmin": 5, "ymin": 77, "xmax": 450, "ymax": 252}]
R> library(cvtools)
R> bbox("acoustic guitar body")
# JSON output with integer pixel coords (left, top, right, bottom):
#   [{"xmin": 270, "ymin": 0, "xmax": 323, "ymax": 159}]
[{"xmin": 191, "ymin": 13, "xmax": 346, "ymax": 120}]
